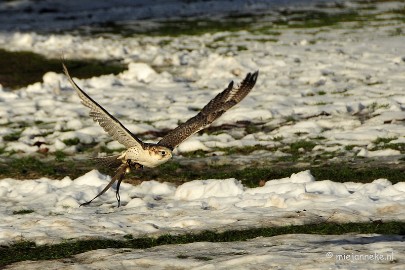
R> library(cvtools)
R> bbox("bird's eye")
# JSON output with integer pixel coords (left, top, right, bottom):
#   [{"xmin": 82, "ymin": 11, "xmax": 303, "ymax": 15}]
[{"xmin": 161, "ymin": 151, "xmax": 166, "ymax": 156}]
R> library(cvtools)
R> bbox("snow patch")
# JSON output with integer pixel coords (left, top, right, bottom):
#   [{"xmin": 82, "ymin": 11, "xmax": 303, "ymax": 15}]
[{"xmin": 175, "ymin": 178, "xmax": 244, "ymax": 200}]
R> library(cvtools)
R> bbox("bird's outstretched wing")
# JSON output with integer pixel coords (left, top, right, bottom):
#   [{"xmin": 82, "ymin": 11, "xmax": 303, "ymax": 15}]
[
  {"xmin": 158, "ymin": 71, "xmax": 259, "ymax": 150},
  {"xmin": 63, "ymin": 64, "xmax": 144, "ymax": 149}
]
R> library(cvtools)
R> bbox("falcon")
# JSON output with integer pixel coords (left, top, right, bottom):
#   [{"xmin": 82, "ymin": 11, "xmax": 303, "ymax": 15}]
[{"xmin": 63, "ymin": 64, "xmax": 258, "ymax": 207}]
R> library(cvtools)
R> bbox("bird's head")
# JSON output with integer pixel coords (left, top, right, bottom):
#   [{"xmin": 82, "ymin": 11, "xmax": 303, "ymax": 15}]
[{"xmin": 147, "ymin": 145, "xmax": 173, "ymax": 165}]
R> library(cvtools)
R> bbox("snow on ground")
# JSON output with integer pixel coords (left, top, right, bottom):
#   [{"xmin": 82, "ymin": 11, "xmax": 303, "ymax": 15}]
[
  {"xmin": 1, "ymin": 170, "xmax": 404, "ymax": 246},
  {"xmin": 6, "ymin": 234, "xmax": 404, "ymax": 270},
  {"xmin": 0, "ymin": 0, "xmax": 339, "ymax": 32},
  {"xmin": 0, "ymin": 0, "xmax": 405, "ymax": 268},
  {"xmin": 1, "ymin": 2, "xmax": 405, "ymax": 163}
]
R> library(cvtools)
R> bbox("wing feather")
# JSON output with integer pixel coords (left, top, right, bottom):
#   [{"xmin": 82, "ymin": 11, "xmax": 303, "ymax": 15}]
[
  {"xmin": 158, "ymin": 71, "xmax": 259, "ymax": 150},
  {"xmin": 62, "ymin": 64, "xmax": 144, "ymax": 149}
]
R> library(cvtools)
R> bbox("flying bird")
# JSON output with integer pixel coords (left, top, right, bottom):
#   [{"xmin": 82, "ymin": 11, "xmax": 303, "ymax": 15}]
[{"xmin": 63, "ymin": 64, "xmax": 258, "ymax": 207}]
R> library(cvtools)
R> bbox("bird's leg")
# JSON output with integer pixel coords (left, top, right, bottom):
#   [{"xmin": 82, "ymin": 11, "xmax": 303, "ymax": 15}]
[
  {"xmin": 115, "ymin": 170, "xmax": 126, "ymax": 208},
  {"xmin": 114, "ymin": 160, "xmax": 143, "ymax": 207},
  {"xmin": 80, "ymin": 160, "xmax": 143, "ymax": 207},
  {"xmin": 80, "ymin": 163, "xmax": 128, "ymax": 207}
]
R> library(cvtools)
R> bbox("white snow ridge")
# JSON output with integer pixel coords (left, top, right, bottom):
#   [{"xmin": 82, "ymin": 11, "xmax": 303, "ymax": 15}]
[{"xmin": 1, "ymin": 170, "xmax": 404, "ymax": 245}]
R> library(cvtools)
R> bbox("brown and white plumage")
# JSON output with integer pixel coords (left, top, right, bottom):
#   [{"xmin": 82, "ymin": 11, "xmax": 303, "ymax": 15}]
[
  {"xmin": 63, "ymin": 64, "xmax": 144, "ymax": 150},
  {"xmin": 158, "ymin": 71, "xmax": 259, "ymax": 150},
  {"xmin": 63, "ymin": 63, "xmax": 258, "ymax": 206}
]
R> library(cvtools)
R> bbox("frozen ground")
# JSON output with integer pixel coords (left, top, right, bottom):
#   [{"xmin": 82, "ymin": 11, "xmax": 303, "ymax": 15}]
[
  {"xmin": 0, "ymin": 0, "xmax": 405, "ymax": 268},
  {"xmin": 0, "ymin": 0, "xmax": 342, "ymax": 32},
  {"xmin": 6, "ymin": 234, "xmax": 404, "ymax": 269},
  {"xmin": 1, "ymin": 170, "xmax": 405, "ymax": 246},
  {"xmin": 1, "ymin": 1, "xmax": 405, "ymax": 166}
]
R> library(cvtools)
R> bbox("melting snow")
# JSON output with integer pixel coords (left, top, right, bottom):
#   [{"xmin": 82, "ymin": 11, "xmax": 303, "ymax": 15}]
[
  {"xmin": 0, "ymin": 170, "xmax": 404, "ymax": 246},
  {"xmin": 6, "ymin": 234, "xmax": 404, "ymax": 270},
  {"xmin": 0, "ymin": 0, "xmax": 405, "ymax": 268}
]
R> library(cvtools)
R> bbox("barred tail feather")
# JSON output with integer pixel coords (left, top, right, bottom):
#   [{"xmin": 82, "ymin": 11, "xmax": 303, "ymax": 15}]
[{"xmin": 91, "ymin": 154, "xmax": 123, "ymax": 169}]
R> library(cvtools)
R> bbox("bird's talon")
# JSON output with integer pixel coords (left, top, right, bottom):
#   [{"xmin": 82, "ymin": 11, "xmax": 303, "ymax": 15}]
[
  {"xmin": 126, "ymin": 159, "xmax": 143, "ymax": 170},
  {"xmin": 135, "ymin": 163, "xmax": 143, "ymax": 170}
]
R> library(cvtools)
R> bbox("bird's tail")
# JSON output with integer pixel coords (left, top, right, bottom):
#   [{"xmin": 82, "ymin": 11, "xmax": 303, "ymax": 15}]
[{"xmin": 91, "ymin": 154, "xmax": 123, "ymax": 169}]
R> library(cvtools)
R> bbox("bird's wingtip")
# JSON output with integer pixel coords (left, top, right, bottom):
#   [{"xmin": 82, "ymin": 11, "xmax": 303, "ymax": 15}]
[
  {"xmin": 251, "ymin": 70, "xmax": 259, "ymax": 82},
  {"xmin": 228, "ymin": 80, "xmax": 234, "ymax": 89}
]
